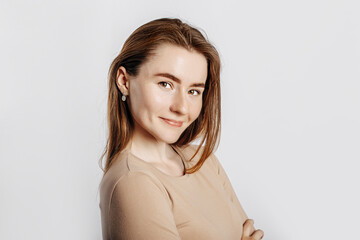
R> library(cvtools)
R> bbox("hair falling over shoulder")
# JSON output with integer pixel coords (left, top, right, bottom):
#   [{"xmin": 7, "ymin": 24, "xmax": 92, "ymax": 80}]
[{"xmin": 99, "ymin": 18, "xmax": 222, "ymax": 175}]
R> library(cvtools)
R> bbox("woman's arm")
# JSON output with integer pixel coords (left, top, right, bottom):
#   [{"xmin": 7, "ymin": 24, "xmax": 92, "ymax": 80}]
[
  {"xmin": 210, "ymin": 153, "xmax": 249, "ymax": 223},
  {"xmin": 210, "ymin": 154, "xmax": 264, "ymax": 239},
  {"xmin": 108, "ymin": 172, "xmax": 181, "ymax": 240}
]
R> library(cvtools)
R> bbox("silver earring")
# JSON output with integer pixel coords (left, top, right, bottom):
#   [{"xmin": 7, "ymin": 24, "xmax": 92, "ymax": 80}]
[{"xmin": 121, "ymin": 95, "xmax": 127, "ymax": 101}]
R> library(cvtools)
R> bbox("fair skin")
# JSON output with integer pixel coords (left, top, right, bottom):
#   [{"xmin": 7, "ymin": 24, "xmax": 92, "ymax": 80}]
[
  {"xmin": 116, "ymin": 43, "xmax": 207, "ymax": 176},
  {"xmin": 117, "ymin": 43, "xmax": 264, "ymax": 239},
  {"xmin": 242, "ymin": 219, "xmax": 264, "ymax": 240}
]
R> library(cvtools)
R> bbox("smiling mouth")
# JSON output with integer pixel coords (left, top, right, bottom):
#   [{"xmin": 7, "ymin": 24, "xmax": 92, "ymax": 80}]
[{"xmin": 160, "ymin": 117, "xmax": 183, "ymax": 127}]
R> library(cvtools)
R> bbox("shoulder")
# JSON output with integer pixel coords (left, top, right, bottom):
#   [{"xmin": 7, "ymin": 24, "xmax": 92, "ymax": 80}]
[
  {"xmin": 98, "ymin": 151, "xmax": 174, "ymax": 239},
  {"xmin": 110, "ymin": 171, "xmax": 169, "ymax": 204},
  {"xmin": 99, "ymin": 151, "xmax": 129, "ymax": 202},
  {"xmin": 99, "ymin": 150, "xmax": 168, "ymax": 214},
  {"xmin": 100, "ymin": 149, "xmax": 165, "ymax": 186}
]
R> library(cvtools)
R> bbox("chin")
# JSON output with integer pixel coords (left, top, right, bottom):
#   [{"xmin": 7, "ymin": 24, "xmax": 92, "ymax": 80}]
[
  {"xmin": 162, "ymin": 137, "xmax": 180, "ymax": 144},
  {"xmin": 156, "ymin": 133, "xmax": 182, "ymax": 144}
]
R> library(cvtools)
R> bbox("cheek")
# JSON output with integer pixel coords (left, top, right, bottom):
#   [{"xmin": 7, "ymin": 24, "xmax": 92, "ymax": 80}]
[
  {"xmin": 128, "ymin": 84, "xmax": 148, "ymax": 119},
  {"xmin": 190, "ymin": 100, "xmax": 203, "ymax": 120},
  {"xmin": 131, "ymin": 85, "xmax": 167, "ymax": 117},
  {"xmin": 143, "ymin": 88, "xmax": 167, "ymax": 112},
  {"xmin": 143, "ymin": 97, "xmax": 164, "ymax": 116}
]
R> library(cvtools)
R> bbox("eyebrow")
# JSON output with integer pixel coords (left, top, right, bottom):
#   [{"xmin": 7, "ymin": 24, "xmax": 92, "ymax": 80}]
[{"xmin": 154, "ymin": 73, "xmax": 205, "ymax": 88}]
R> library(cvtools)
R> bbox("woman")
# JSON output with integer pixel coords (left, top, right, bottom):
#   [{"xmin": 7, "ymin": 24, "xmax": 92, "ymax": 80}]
[{"xmin": 99, "ymin": 18, "xmax": 264, "ymax": 240}]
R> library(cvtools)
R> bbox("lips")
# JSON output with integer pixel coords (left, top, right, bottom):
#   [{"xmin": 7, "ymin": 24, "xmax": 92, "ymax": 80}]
[{"xmin": 160, "ymin": 117, "xmax": 183, "ymax": 127}]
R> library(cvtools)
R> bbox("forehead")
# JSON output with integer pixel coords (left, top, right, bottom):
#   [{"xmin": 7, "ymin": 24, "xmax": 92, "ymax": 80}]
[{"xmin": 141, "ymin": 44, "xmax": 208, "ymax": 83}]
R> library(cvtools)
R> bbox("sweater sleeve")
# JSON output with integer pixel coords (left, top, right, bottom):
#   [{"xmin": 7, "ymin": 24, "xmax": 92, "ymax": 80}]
[
  {"xmin": 210, "ymin": 153, "xmax": 249, "ymax": 223},
  {"xmin": 108, "ymin": 172, "xmax": 181, "ymax": 240}
]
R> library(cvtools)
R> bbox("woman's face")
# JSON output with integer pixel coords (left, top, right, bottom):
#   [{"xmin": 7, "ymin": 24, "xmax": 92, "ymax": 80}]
[{"xmin": 122, "ymin": 43, "xmax": 208, "ymax": 144}]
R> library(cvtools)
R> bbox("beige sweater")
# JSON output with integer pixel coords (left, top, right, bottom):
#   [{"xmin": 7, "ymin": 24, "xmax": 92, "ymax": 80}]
[{"xmin": 99, "ymin": 144, "xmax": 248, "ymax": 239}]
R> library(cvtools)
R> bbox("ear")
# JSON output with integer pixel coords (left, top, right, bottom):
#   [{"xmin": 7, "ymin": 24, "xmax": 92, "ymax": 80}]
[{"xmin": 116, "ymin": 66, "xmax": 130, "ymax": 95}]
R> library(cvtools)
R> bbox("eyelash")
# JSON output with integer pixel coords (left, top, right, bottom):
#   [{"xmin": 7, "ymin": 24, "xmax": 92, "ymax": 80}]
[
  {"xmin": 159, "ymin": 82, "xmax": 172, "ymax": 89},
  {"xmin": 158, "ymin": 82, "xmax": 201, "ymax": 96}
]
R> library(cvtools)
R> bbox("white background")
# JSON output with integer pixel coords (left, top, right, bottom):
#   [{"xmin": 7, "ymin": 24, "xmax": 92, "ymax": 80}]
[{"xmin": 1, "ymin": 0, "xmax": 359, "ymax": 239}]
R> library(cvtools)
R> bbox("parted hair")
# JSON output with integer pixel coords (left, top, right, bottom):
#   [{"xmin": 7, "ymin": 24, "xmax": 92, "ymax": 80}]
[{"xmin": 99, "ymin": 18, "xmax": 221, "ymax": 174}]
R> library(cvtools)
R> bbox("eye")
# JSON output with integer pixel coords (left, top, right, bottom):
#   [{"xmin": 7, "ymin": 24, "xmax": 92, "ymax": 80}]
[
  {"xmin": 159, "ymin": 81, "xmax": 172, "ymax": 89},
  {"xmin": 189, "ymin": 89, "xmax": 201, "ymax": 96}
]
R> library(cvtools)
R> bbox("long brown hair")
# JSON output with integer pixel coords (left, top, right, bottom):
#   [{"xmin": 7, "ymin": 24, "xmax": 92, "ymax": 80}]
[{"xmin": 99, "ymin": 18, "xmax": 221, "ymax": 174}]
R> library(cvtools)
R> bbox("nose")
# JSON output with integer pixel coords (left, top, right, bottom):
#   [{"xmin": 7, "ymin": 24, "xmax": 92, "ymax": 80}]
[{"xmin": 170, "ymin": 90, "xmax": 188, "ymax": 115}]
